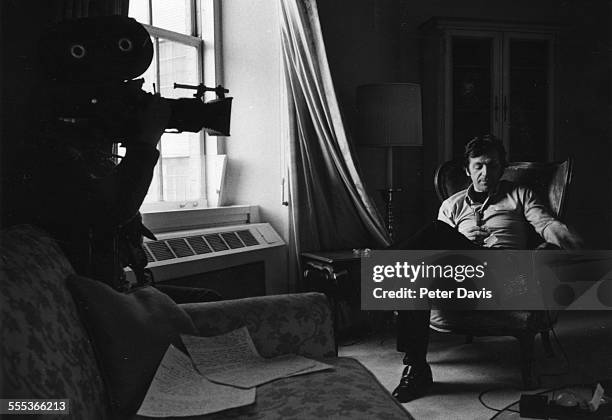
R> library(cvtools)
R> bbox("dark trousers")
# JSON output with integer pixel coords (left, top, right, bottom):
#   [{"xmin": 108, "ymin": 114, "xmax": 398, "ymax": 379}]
[{"xmin": 393, "ymin": 221, "xmax": 479, "ymax": 364}]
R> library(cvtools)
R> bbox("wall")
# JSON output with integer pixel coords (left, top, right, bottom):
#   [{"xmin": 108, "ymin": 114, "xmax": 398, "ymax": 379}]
[
  {"xmin": 219, "ymin": 0, "xmax": 288, "ymax": 239},
  {"xmin": 318, "ymin": 0, "xmax": 402, "ymax": 131},
  {"xmin": 319, "ymin": 0, "xmax": 612, "ymax": 248}
]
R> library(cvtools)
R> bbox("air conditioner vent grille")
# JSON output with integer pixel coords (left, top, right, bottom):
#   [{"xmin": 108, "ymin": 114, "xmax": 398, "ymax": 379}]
[
  {"xmin": 237, "ymin": 230, "xmax": 258, "ymax": 246},
  {"xmin": 147, "ymin": 241, "xmax": 175, "ymax": 261},
  {"xmin": 143, "ymin": 246, "xmax": 155, "ymax": 263},
  {"xmin": 186, "ymin": 236, "xmax": 213, "ymax": 254},
  {"xmin": 141, "ymin": 224, "xmax": 282, "ymax": 265},
  {"xmin": 221, "ymin": 232, "xmax": 245, "ymax": 249},
  {"xmin": 167, "ymin": 238, "xmax": 194, "ymax": 258},
  {"xmin": 204, "ymin": 234, "xmax": 229, "ymax": 252}
]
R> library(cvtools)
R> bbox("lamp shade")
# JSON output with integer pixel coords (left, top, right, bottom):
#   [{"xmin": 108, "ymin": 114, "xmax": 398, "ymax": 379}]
[{"xmin": 356, "ymin": 83, "xmax": 423, "ymax": 147}]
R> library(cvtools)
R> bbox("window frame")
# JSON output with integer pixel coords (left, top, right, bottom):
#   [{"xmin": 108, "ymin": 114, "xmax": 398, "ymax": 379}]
[{"xmin": 130, "ymin": 0, "xmax": 223, "ymax": 217}]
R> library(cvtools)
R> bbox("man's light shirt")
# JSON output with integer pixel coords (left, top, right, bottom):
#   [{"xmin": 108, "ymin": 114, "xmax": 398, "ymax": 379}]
[{"xmin": 438, "ymin": 180, "xmax": 570, "ymax": 249}]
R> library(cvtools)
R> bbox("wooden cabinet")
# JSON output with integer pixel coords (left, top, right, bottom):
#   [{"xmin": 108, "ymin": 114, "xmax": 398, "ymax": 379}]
[{"xmin": 420, "ymin": 18, "xmax": 559, "ymax": 167}]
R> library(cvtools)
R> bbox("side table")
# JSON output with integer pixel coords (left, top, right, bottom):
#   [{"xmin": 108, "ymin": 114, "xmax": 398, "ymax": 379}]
[{"xmin": 302, "ymin": 250, "xmax": 373, "ymax": 347}]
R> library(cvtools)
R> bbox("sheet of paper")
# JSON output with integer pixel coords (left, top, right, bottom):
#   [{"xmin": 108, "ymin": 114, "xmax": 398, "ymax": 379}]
[
  {"xmin": 137, "ymin": 344, "xmax": 255, "ymax": 418},
  {"xmin": 182, "ymin": 327, "xmax": 332, "ymax": 388},
  {"xmin": 286, "ymin": 359, "xmax": 335, "ymax": 377}
]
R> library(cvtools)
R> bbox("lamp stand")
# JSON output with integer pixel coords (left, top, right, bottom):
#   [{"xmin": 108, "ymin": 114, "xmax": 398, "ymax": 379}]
[{"xmin": 379, "ymin": 187, "xmax": 402, "ymax": 243}]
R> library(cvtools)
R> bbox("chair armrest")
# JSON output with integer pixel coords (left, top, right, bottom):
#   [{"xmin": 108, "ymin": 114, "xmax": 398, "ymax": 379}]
[{"xmin": 180, "ymin": 292, "xmax": 336, "ymax": 358}]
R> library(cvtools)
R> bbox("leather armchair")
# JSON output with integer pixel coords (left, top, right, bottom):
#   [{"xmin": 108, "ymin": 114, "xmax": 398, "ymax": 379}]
[{"xmin": 430, "ymin": 158, "xmax": 573, "ymax": 388}]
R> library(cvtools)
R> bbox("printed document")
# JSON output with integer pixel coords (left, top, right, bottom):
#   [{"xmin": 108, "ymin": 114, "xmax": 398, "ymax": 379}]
[
  {"xmin": 182, "ymin": 327, "xmax": 332, "ymax": 388},
  {"xmin": 137, "ymin": 344, "xmax": 255, "ymax": 417}
]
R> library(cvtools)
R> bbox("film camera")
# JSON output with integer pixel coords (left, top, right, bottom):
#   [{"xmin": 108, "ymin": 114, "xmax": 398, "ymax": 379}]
[{"xmin": 38, "ymin": 15, "xmax": 232, "ymax": 141}]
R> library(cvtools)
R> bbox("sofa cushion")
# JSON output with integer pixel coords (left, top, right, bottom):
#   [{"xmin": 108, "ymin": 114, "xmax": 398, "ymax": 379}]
[
  {"xmin": 184, "ymin": 357, "xmax": 413, "ymax": 420},
  {"xmin": 0, "ymin": 225, "xmax": 110, "ymax": 419},
  {"xmin": 67, "ymin": 275, "xmax": 198, "ymax": 419}
]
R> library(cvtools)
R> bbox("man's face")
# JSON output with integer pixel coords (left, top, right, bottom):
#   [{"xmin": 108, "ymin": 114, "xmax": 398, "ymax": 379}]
[{"xmin": 466, "ymin": 151, "xmax": 503, "ymax": 193}]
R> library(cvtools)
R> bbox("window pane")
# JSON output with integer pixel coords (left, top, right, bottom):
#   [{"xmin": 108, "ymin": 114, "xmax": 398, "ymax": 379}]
[
  {"xmin": 160, "ymin": 133, "xmax": 202, "ymax": 202},
  {"xmin": 129, "ymin": 0, "xmax": 150, "ymax": 24},
  {"xmin": 150, "ymin": 39, "xmax": 203, "ymax": 205},
  {"xmin": 128, "ymin": 2, "xmax": 206, "ymax": 209},
  {"xmin": 152, "ymin": 0, "xmax": 192, "ymax": 35},
  {"xmin": 158, "ymin": 39, "xmax": 199, "ymax": 99}
]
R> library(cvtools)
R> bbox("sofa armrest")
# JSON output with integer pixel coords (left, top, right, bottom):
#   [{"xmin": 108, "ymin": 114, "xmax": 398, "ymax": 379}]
[{"xmin": 180, "ymin": 292, "xmax": 336, "ymax": 358}]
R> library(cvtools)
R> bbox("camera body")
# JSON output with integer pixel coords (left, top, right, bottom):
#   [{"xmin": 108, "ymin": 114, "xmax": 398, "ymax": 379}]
[
  {"xmin": 38, "ymin": 15, "xmax": 232, "ymax": 142},
  {"xmin": 42, "ymin": 78, "xmax": 232, "ymax": 143}
]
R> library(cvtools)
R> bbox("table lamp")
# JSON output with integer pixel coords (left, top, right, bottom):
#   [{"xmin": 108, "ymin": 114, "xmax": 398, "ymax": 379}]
[{"xmin": 356, "ymin": 83, "xmax": 423, "ymax": 242}]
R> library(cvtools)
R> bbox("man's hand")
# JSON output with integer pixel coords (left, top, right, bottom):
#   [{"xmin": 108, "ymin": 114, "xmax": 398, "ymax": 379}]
[
  {"xmin": 543, "ymin": 222, "xmax": 585, "ymax": 250},
  {"xmin": 131, "ymin": 94, "xmax": 172, "ymax": 147},
  {"xmin": 463, "ymin": 225, "xmax": 491, "ymax": 246}
]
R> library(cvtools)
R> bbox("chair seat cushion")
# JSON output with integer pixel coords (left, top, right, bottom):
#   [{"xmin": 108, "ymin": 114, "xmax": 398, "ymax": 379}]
[{"xmin": 430, "ymin": 310, "xmax": 554, "ymax": 336}]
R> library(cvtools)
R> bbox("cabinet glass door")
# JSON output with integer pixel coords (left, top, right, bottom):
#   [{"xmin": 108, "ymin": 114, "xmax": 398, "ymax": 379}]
[
  {"xmin": 506, "ymin": 38, "xmax": 551, "ymax": 161},
  {"xmin": 451, "ymin": 37, "xmax": 495, "ymax": 158}
]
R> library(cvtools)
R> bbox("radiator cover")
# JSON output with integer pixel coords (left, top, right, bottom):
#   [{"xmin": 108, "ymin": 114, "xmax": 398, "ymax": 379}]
[{"xmin": 127, "ymin": 223, "xmax": 287, "ymax": 294}]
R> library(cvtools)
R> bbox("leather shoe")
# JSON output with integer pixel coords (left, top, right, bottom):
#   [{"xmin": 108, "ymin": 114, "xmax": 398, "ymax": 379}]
[{"xmin": 392, "ymin": 363, "xmax": 433, "ymax": 403}]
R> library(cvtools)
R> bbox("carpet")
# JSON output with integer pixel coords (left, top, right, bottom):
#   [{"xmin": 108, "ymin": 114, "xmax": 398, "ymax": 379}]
[{"xmin": 339, "ymin": 311, "xmax": 612, "ymax": 420}]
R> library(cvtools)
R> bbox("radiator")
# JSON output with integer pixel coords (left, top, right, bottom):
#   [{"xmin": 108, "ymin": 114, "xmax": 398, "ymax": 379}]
[{"xmin": 127, "ymin": 223, "xmax": 287, "ymax": 295}]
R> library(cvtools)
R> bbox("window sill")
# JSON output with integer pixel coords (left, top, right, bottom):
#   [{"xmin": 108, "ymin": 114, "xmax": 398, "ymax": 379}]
[{"xmin": 142, "ymin": 205, "xmax": 260, "ymax": 233}]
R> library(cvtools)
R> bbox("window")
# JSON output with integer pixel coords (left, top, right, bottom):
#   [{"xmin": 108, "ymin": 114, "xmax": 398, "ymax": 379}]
[{"xmin": 128, "ymin": 0, "xmax": 218, "ymax": 212}]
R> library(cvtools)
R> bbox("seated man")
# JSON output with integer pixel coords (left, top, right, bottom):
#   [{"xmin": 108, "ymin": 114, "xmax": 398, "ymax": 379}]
[{"xmin": 392, "ymin": 135, "xmax": 583, "ymax": 403}]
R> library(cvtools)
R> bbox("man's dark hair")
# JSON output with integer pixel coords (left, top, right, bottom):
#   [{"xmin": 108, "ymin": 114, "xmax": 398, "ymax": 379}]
[{"xmin": 463, "ymin": 134, "xmax": 507, "ymax": 168}]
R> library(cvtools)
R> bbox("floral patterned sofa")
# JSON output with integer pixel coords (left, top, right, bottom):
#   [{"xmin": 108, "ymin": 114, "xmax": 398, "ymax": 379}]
[{"xmin": 0, "ymin": 225, "xmax": 413, "ymax": 420}]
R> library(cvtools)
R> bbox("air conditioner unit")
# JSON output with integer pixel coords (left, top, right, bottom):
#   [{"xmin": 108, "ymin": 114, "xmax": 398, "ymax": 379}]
[{"xmin": 128, "ymin": 223, "xmax": 287, "ymax": 296}]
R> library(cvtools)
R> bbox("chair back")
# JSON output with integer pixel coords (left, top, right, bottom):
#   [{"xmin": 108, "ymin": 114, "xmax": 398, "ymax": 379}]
[{"xmin": 434, "ymin": 159, "xmax": 573, "ymax": 218}]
